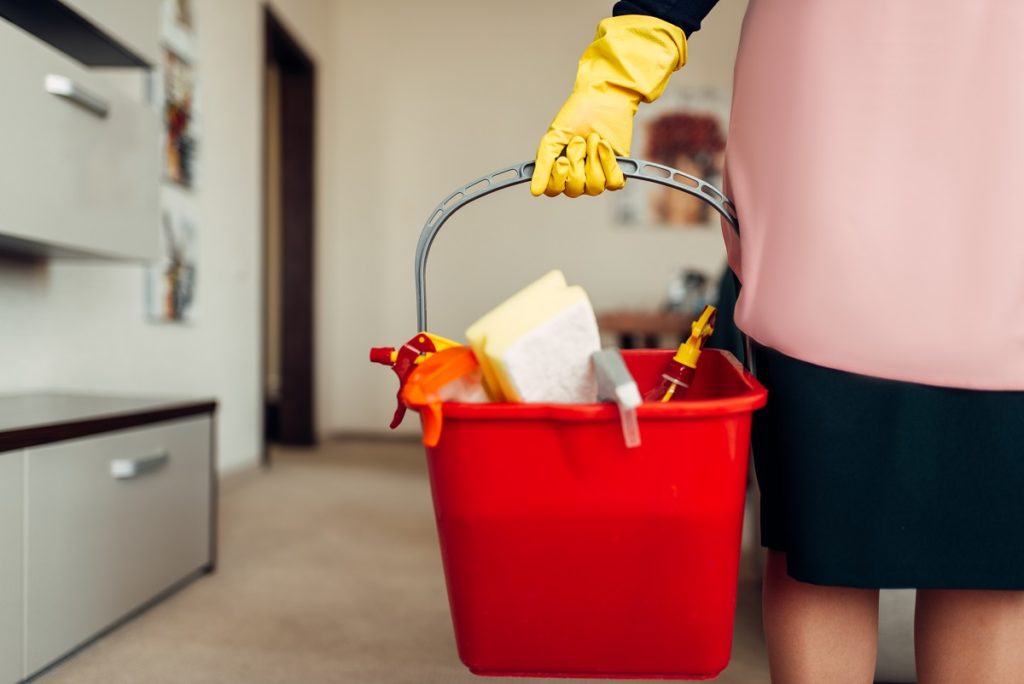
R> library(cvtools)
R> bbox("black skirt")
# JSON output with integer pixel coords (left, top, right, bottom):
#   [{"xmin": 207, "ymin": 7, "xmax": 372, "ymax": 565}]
[{"xmin": 750, "ymin": 342, "xmax": 1024, "ymax": 589}]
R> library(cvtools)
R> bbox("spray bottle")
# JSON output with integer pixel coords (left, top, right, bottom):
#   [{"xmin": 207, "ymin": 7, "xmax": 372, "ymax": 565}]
[{"xmin": 643, "ymin": 305, "xmax": 717, "ymax": 403}]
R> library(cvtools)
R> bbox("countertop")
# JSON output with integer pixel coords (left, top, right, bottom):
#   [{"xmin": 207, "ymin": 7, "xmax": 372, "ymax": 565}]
[{"xmin": 0, "ymin": 392, "xmax": 216, "ymax": 452}]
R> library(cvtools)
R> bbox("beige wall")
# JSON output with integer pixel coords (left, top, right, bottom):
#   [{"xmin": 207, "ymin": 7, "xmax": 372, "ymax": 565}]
[
  {"xmin": 0, "ymin": 0, "xmax": 331, "ymax": 472},
  {"xmin": 0, "ymin": 0, "xmax": 747, "ymax": 461},
  {"xmin": 319, "ymin": 0, "xmax": 749, "ymax": 435}
]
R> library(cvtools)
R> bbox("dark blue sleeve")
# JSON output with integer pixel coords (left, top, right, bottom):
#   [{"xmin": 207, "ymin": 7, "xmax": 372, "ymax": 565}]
[{"xmin": 613, "ymin": 0, "xmax": 721, "ymax": 36}]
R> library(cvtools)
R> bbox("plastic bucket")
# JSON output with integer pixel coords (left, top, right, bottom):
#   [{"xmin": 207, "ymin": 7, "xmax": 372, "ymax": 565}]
[
  {"xmin": 418, "ymin": 349, "xmax": 766, "ymax": 679},
  {"xmin": 407, "ymin": 159, "xmax": 765, "ymax": 678}
]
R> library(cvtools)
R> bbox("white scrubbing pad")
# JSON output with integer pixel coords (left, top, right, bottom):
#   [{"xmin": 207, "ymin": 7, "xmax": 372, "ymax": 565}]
[
  {"xmin": 490, "ymin": 296, "xmax": 600, "ymax": 404},
  {"xmin": 467, "ymin": 270, "xmax": 568, "ymax": 401}
]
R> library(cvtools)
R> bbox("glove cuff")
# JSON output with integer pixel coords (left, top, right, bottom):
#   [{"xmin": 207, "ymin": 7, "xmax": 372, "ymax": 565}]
[
  {"xmin": 597, "ymin": 14, "xmax": 688, "ymax": 70},
  {"xmin": 576, "ymin": 15, "xmax": 687, "ymax": 105}
]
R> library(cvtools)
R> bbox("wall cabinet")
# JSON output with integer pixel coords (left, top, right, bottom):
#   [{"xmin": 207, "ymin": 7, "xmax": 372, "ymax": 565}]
[
  {"xmin": 0, "ymin": 394, "xmax": 216, "ymax": 683},
  {"xmin": 0, "ymin": 1, "xmax": 160, "ymax": 260}
]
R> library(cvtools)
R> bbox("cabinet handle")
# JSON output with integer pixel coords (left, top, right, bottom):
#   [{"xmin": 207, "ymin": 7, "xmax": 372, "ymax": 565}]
[
  {"xmin": 45, "ymin": 74, "xmax": 109, "ymax": 118},
  {"xmin": 110, "ymin": 451, "xmax": 169, "ymax": 480}
]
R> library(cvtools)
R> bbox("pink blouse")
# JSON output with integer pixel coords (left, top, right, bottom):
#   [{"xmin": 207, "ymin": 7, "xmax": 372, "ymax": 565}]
[{"xmin": 723, "ymin": 0, "xmax": 1024, "ymax": 390}]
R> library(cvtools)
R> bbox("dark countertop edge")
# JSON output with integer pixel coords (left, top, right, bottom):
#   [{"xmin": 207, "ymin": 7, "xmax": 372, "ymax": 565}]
[{"xmin": 0, "ymin": 400, "xmax": 217, "ymax": 453}]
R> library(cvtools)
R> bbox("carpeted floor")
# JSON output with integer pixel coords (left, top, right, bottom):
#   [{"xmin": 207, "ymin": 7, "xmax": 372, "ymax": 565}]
[{"xmin": 40, "ymin": 439, "xmax": 770, "ymax": 684}]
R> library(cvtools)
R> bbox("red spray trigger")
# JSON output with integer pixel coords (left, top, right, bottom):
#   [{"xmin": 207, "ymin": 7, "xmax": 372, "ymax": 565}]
[{"xmin": 369, "ymin": 333, "xmax": 452, "ymax": 429}]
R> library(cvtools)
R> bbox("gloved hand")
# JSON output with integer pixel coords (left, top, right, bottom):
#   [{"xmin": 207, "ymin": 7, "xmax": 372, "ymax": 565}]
[{"xmin": 531, "ymin": 15, "xmax": 687, "ymax": 198}]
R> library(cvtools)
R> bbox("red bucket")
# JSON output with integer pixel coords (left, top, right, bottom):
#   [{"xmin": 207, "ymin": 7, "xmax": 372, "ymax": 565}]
[{"xmin": 417, "ymin": 349, "xmax": 767, "ymax": 679}]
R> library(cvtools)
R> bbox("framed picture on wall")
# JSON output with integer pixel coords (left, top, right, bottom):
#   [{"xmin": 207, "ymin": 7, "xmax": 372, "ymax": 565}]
[
  {"xmin": 615, "ymin": 86, "xmax": 730, "ymax": 229},
  {"xmin": 162, "ymin": 48, "xmax": 197, "ymax": 188},
  {"xmin": 146, "ymin": 189, "xmax": 197, "ymax": 323},
  {"xmin": 147, "ymin": 0, "xmax": 200, "ymax": 325}
]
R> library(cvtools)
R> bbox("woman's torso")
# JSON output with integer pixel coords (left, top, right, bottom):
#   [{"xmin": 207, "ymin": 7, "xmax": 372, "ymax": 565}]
[{"xmin": 724, "ymin": 0, "xmax": 1024, "ymax": 389}]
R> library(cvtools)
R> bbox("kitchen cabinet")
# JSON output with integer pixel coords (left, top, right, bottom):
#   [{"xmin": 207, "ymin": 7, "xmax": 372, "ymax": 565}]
[{"xmin": 0, "ymin": 394, "xmax": 216, "ymax": 683}]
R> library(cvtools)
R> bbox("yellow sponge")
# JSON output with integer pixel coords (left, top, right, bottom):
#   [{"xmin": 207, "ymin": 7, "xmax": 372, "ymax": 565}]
[{"xmin": 466, "ymin": 271, "xmax": 600, "ymax": 403}]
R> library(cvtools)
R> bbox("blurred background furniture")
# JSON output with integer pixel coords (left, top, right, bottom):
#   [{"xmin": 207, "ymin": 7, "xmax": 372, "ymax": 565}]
[
  {"xmin": 0, "ymin": 393, "xmax": 216, "ymax": 683},
  {"xmin": 597, "ymin": 309, "xmax": 694, "ymax": 350}
]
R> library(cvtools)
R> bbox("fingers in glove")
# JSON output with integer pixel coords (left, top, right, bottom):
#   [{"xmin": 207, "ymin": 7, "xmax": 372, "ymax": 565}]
[
  {"xmin": 598, "ymin": 139, "xmax": 626, "ymax": 191},
  {"xmin": 564, "ymin": 136, "xmax": 587, "ymax": 198},
  {"xmin": 545, "ymin": 157, "xmax": 571, "ymax": 197},
  {"xmin": 584, "ymin": 133, "xmax": 607, "ymax": 196},
  {"xmin": 531, "ymin": 131, "xmax": 571, "ymax": 197}
]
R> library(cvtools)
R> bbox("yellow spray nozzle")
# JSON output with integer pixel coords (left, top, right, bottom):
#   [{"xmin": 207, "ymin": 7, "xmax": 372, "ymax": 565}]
[{"xmin": 672, "ymin": 305, "xmax": 717, "ymax": 369}]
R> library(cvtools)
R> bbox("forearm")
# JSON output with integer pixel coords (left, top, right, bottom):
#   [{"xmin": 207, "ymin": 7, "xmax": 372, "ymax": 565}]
[{"xmin": 613, "ymin": 0, "xmax": 720, "ymax": 36}]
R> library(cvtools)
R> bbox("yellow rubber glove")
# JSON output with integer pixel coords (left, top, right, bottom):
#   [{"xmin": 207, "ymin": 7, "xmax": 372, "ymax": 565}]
[{"xmin": 531, "ymin": 15, "xmax": 688, "ymax": 198}]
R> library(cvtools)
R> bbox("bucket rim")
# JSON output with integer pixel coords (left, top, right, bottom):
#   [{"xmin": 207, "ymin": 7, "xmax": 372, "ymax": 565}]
[{"xmin": 435, "ymin": 349, "xmax": 767, "ymax": 422}]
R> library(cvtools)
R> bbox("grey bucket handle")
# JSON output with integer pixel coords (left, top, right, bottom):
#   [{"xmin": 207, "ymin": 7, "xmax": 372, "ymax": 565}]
[{"xmin": 415, "ymin": 157, "xmax": 739, "ymax": 331}]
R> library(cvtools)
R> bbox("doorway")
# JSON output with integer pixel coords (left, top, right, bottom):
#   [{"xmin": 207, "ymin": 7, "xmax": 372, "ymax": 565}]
[{"xmin": 263, "ymin": 8, "xmax": 315, "ymax": 456}]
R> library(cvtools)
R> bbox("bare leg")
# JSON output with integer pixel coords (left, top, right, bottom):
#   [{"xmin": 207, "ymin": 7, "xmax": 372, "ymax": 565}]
[
  {"xmin": 762, "ymin": 550, "xmax": 879, "ymax": 683},
  {"xmin": 915, "ymin": 589, "xmax": 1024, "ymax": 683}
]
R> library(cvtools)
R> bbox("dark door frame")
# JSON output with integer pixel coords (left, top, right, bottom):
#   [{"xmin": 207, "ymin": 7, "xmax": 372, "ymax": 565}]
[{"xmin": 262, "ymin": 7, "xmax": 316, "ymax": 459}]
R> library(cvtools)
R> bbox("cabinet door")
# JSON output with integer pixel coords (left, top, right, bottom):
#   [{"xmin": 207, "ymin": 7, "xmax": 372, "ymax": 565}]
[
  {"xmin": 25, "ymin": 416, "xmax": 212, "ymax": 676},
  {"xmin": 0, "ymin": 450, "xmax": 24, "ymax": 684},
  {"xmin": 0, "ymin": 18, "xmax": 159, "ymax": 259}
]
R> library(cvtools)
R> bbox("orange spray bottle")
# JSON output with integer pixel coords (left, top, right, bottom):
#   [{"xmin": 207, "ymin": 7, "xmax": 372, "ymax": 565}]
[{"xmin": 644, "ymin": 305, "xmax": 717, "ymax": 402}]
